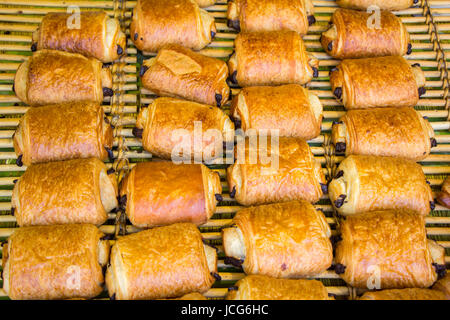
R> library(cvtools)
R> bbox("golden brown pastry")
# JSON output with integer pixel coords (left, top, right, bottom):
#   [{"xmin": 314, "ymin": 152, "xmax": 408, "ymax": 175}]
[
  {"xmin": 174, "ymin": 292, "xmax": 208, "ymax": 300},
  {"xmin": 331, "ymin": 107, "xmax": 436, "ymax": 161},
  {"xmin": 14, "ymin": 49, "xmax": 113, "ymax": 106},
  {"xmin": 106, "ymin": 223, "xmax": 218, "ymax": 300},
  {"xmin": 228, "ymin": 31, "xmax": 319, "ymax": 87},
  {"xmin": 120, "ymin": 161, "xmax": 221, "ymax": 228},
  {"xmin": 321, "ymin": 9, "xmax": 410, "ymax": 59},
  {"xmin": 437, "ymin": 176, "xmax": 450, "ymax": 209},
  {"xmin": 222, "ymin": 201, "xmax": 333, "ymax": 278},
  {"xmin": 13, "ymin": 102, "xmax": 113, "ymax": 166},
  {"xmin": 227, "ymin": 137, "xmax": 326, "ymax": 206},
  {"xmin": 359, "ymin": 288, "xmax": 447, "ymax": 300},
  {"xmin": 433, "ymin": 274, "xmax": 450, "ymax": 299},
  {"xmin": 335, "ymin": 210, "xmax": 445, "ymax": 289},
  {"xmin": 11, "ymin": 158, "xmax": 118, "ymax": 227},
  {"xmin": 330, "ymin": 56, "xmax": 425, "ymax": 109},
  {"xmin": 195, "ymin": 0, "xmax": 215, "ymax": 7},
  {"xmin": 32, "ymin": 11, "xmax": 126, "ymax": 63},
  {"xmin": 2, "ymin": 224, "xmax": 110, "ymax": 300},
  {"xmin": 134, "ymin": 98, "xmax": 234, "ymax": 161},
  {"xmin": 336, "ymin": 0, "xmax": 415, "ymax": 10},
  {"xmin": 328, "ymin": 155, "xmax": 433, "ymax": 216},
  {"xmin": 231, "ymin": 85, "xmax": 322, "ymax": 140},
  {"xmin": 141, "ymin": 45, "xmax": 229, "ymax": 107},
  {"xmin": 227, "ymin": 0, "xmax": 315, "ymax": 34},
  {"xmin": 226, "ymin": 275, "xmax": 332, "ymax": 300},
  {"xmin": 130, "ymin": 0, "xmax": 216, "ymax": 52}
]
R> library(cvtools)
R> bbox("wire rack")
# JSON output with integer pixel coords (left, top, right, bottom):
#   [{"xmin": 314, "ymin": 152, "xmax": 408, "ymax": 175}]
[{"xmin": 0, "ymin": 0, "xmax": 448, "ymax": 300}]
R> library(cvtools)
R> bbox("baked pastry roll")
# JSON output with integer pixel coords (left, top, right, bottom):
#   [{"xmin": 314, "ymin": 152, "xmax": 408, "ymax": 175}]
[
  {"xmin": 433, "ymin": 274, "xmax": 450, "ymax": 299},
  {"xmin": 336, "ymin": 0, "xmax": 415, "ymax": 11},
  {"xmin": 328, "ymin": 155, "xmax": 433, "ymax": 216},
  {"xmin": 141, "ymin": 45, "xmax": 230, "ymax": 107},
  {"xmin": 11, "ymin": 158, "xmax": 118, "ymax": 227},
  {"xmin": 2, "ymin": 224, "xmax": 110, "ymax": 300},
  {"xmin": 437, "ymin": 177, "xmax": 450, "ymax": 209},
  {"xmin": 227, "ymin": 0, "xmax": 315, "ymax": 35},
  {"xmin": 13, "ymin": 102, "xmax": 113, "ymax": 166},
  {"xmin": 227, "ymin": 137, "xmax": 326, "ymax": 206},
  {"xmin": 330, "ymin": 56, "xmax": 425, "ymax": 109},
  {"xmin": 120, "ymin": 161, "xmax": 221, "ymax": 228},
  {"xmin": 172, "ymin": 292, "xmax": 207, "ymax": 300},
  {"xmin": 134, "ymin": 98, "xmax": 234, "ymax": 161},
  {"xmin": 222, "ymin": 200, "xmax": 333, "ymax": 278},
  {"xmin": 14, "ymin": 49, "xmax": 113, "ymax": 106},
  {"xmin": 360, "ymin": 288, "xmax": 447, "ymax": 300},
  {"xmin": 228, "ymin": 31, "xmax": 319, "ymax": 87},
  {"xmin": 331, "ymin": 107, "xmax": 436, "ymax": 161},
  {"xmin": 231, "ymin": 84, "xmax": 322, "ymax": 140},
  {"xmin": 32, "ymin": 11, "xmax": 126, "ymax": 63},
  {"xmin": 195, "ymin": 0, "xmax": 215, "ymax": 7},
  {"xmin": 226, "ymin": 275, "xmax": 332, "ymax": 300},
  {"xmin": 335, "ymin": 210, "xmax": 445, "ymax": 289},
  {"xmin": 130, "ymin": 0, "xmax": 216, "ymax": 52},
  {"xmin": 321, "ymin": 9, "xmax": 410, "ymax": 59},
  {"xmin": 106, "ymin": 223, "xmax": 218, "ymax": 300}
]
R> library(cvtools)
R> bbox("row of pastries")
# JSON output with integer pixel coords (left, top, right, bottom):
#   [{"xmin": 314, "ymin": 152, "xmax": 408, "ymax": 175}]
[{"xmin": 3, "ymin": 0, "xmax": 449, "ymax": 300}]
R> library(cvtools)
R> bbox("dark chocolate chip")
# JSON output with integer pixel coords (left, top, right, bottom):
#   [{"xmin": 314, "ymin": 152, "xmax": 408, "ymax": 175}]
[
  {"xmin": 211, "ymin": 272, "xmax": 222, "ymax": 281},
  {"xmin": 430, "ymin": 201, "xmax": 435, "ymax": 210},
  {"xmin": 328, "ymin": 293, "xmax": 337, "ymax": 299},
  {"xmin": 119, "ymin": 194, "xmax": 127, "ymax": 207},
  {"xmin": 232, "ymin": 116, "xmax": 241, "ymax": 129},
  {"xmin": 13, "ymin": 179, "xmax": 17, "ymax": 184},
  {"xmin": 103, "ymin": 87, "xmax": 114, "ymax": 97},
  {"xmin": 433, "ymin": 263, "xmax": 446, "ymax": 279},
  {"xmin": 330, "ymin": 235, "xmax": 342, "ymax": 246},
  {"xmin": 332, "ymin": 120, "xmax": 343, "ymax": 125},
  {"xmin": 134, "ymin": 33, "xmax": 138, "ymax": 41},
  {"xmin": 101, "ymin": 234, "xmax": 114, "ymax": 241},
  {"xmin": 418, "ymin": 87, "xmax": 426, "ymax": 97},
  {"xmin": 320, "ymin": 183, "xmax": 328, "ymax": 194},
  {"xmin": 139, "ymin": 65, "xmax": 149, "ymax": 77},
  {"xmin": 423, "ymin": 116, "xmax": 428, "ymax": 120},
  {"xmin": 327, "ymin": 41, "xmax": 333, "ymax": 52},
  {"xmin": 224, "ymin": 256, "xmax": 244, "ymax": 267},
  {"xmin": 110, "ymin": 293, "xmax": 116, "ymax": 300},
  {"xmin": 227, "ymin": 19, "xmax": 240, "ymax": 32},
  {"xmin": 228, "ymin": 286, "xmax": 238, "ymax": 291},
  {"xmin": 215, "ymin": 93, "xmax": 222, "ymax": 107},
  {"xmin": 104, "ymin": 116, "xmax": 110, "ymax": 125},
  {"xmin": 227, "ymin": 71, "xmax": 238, "ymax": 86},
  {"xmin": 102, "ymin": 62, "xmax": 112, "ymax": 68},
  {"xmin": 308, "ymin": 15, "xmax": 316, "ymax": 26},
  {"xmin": 430, "ymin": 137, "xmax": 437, "ymax": 148},
  {"xmin": 335, "ymin": 170, "xmax": 344, "ymax": 179},
  {"xmin": 31, "ymin": 43, "xmax": 37, "ymax": 52},
  {"xmin": 105, "ymin": 147, "xmax": 114, "ymax": 161},
  {"xmin": 334, "ymin": 87, "xmax": 342, "ymax": 100},
  {"xmin": 334, "ymin": 194, "xmax": 346, "ymax": 208},
  {"xmin": 407, "ymin": 43, "xmax": 412, "ymax": 55},
  {"xmin": 312, "ymin": 67, "xmax": 319, "ymax": 78},
  {"xmin": 16, "ymin": 155, "xmax": 23, "ymax": 167},
  {"xmin": 335, "ymin": 142, "xmax": 346, "ymax": 153},
  {"xmin": 10, "ymin": 207, "xmax": 14, "ymax": 216},
  {"xmin": 334, "ymin": 263, "xmax": 346, "ymax": 274},
  {"xmin": 414, "ymin": 0, "xmax": 418, "ymax": 4},
  {"xmin": 229, "ymin": 186, "xmax": 236, "ymax": 198},
  {"xmin": 211, "ymin": 30, "xmax": 216, "ymax": 39},
  {"xmin": 107, "ymin": 168, "xmax": 115, "ymax": 175},
  {"xmin": 412, "ymin": 63, "xmax": 421, "ymax": 67},
  {"xmin": 426, "ymin": 180, "xmax": 430, "ymax": 185},
  {"xmin": 215, "ymin": 193, "xmax": 223, "ymax": 202},
  {"xmin": 117, "ymin": 45, "xmax": 123, "ymax": 55},
  {"xmin": 132, "ymin": 127, "xmax": 143, "ymax": 138}
]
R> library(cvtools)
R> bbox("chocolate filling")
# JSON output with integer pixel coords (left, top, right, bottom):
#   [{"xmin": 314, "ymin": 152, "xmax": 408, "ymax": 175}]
[
  {"xmin": 227, "ymin": 19, "xmax": 241, "ymax": 32},
  {"xmin": 334, "ymin": 170, "xmax": 344, "ymax": 179},
  {"xmin": 215, "ymin": 93, "xmax": 222, "ymax": 107},
  {"xmin": 320, "ymin": 183, "xmax": 328, "ymax": 194},
  {"xmin": 308, "ymin": 15, "xmax": 316, "ymax": 26},
  {"xmin": 406, "ymin": 43, "xmax": 412, "ymax": 55},
  {"xmin": 117, "ymin": 45, "xmax": 123, "ymax": 55},
  {"xmin": 140, "ymin": 65, "xmax": 149, "ymax": 77},
  {"xmin": 334, "ymin": 87, "xmax": 342, "ymax": 100},
  {"xmin": 334, "ymin": 194, "xmax": 346, "ymax": 208},
  {"xmin": 16, "ymin": 155, "xmax": 23, "ymax": 167},
  {"xmin": 229, "ymin": 186, "xmax": 236, "ymax": 198},
  {"xmin": 215, "ymin": 194, "xmax": 223, "ymax": 202},
  {"xmin": 132, "ymin": 127, "xmax": 143, "ymax": 138},
  {"xmin": 224, "ymin": 256, "xmax": 244, "ymax": 267},
  {"xmin": 103, "ymin": 87, "xmax": 114, "ymax": 97},
  {"xmin": 334, "ymin": 263, "xmax": 346, "ymax": 274},
  {"xmin": 335, "ymin": 142, "xmax": 346, "ymax": 153}
]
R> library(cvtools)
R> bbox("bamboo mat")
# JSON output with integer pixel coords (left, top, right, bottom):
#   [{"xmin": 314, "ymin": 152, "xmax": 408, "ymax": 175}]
[{"xmin": 0, "ymin": 0, "xmax": 447, "ymax": 300}]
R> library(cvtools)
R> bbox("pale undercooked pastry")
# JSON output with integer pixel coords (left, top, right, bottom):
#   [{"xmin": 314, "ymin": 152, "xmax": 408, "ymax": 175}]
[
  {"xmin": 32, "ymin": 11, "xmax": 126, "ymax": 63},
  {"xmin": 330, "ymin": 56, "xmax": 425, "ymax": 109},
  {"xmin": 130, "ymin": 0, "xmax": 216, "ymax": 52},
  {"xmin": 231, "ymin": 84, "xmax": 322, "ymax": 140},
  {"xmin": 13, "ymin": 102, "xmax": 113, "ymax": 166},
  {"xmin": 227, "ymin": 137, "xmax": 326, "ymax": 206},
  {"xmin": 120, "ymin": 161, "xmax": 221, "ymax": 228},
  {"xmin": 321, "ymin": 8, "xmax": 410, "ymax": 59},
  {"xmin": 106, "ymin": 223, "xmax": 218, "ymax": 300},
  {"xmin": 11, "ymin": 158, "xmax": 118, "ymax": 226},
  {"xmin": 227, "ymin": 0, "xmax": 315, "ymax": 35},
  {"xmin": 14, "ymin": 49, "xmax": 113, "ymax": 106},
  {"xmin": 226, "ymin": 275, "xmax": 333, "ymax": 300},
  {"xmin": 140, "ymin": 44, "xmax": 229, "ymax": 107},
  {"xmin": 2, "ymin": 224, "xmax": 110, "ymax": 300},
  {"xmin": 222, "ymin": 200, "xmax": 333, "ymax": 278},
  {"xmin": 328, "ymin": 155, "xmax": 433, "ymax": 216},
  {"xmin": 228, "ymin": 31, "xmax": 319, "ymax": 87},
  {"xmin": 331, "ymin": 107, "xmax": 435, "ymax": 161},
  {"xmin": 134, "ymin": 98, "xmax": 234, "ymax": 161},
  {"xmin": 335, "ymin": 210, "xmax": 446, "ymax": 289}
]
